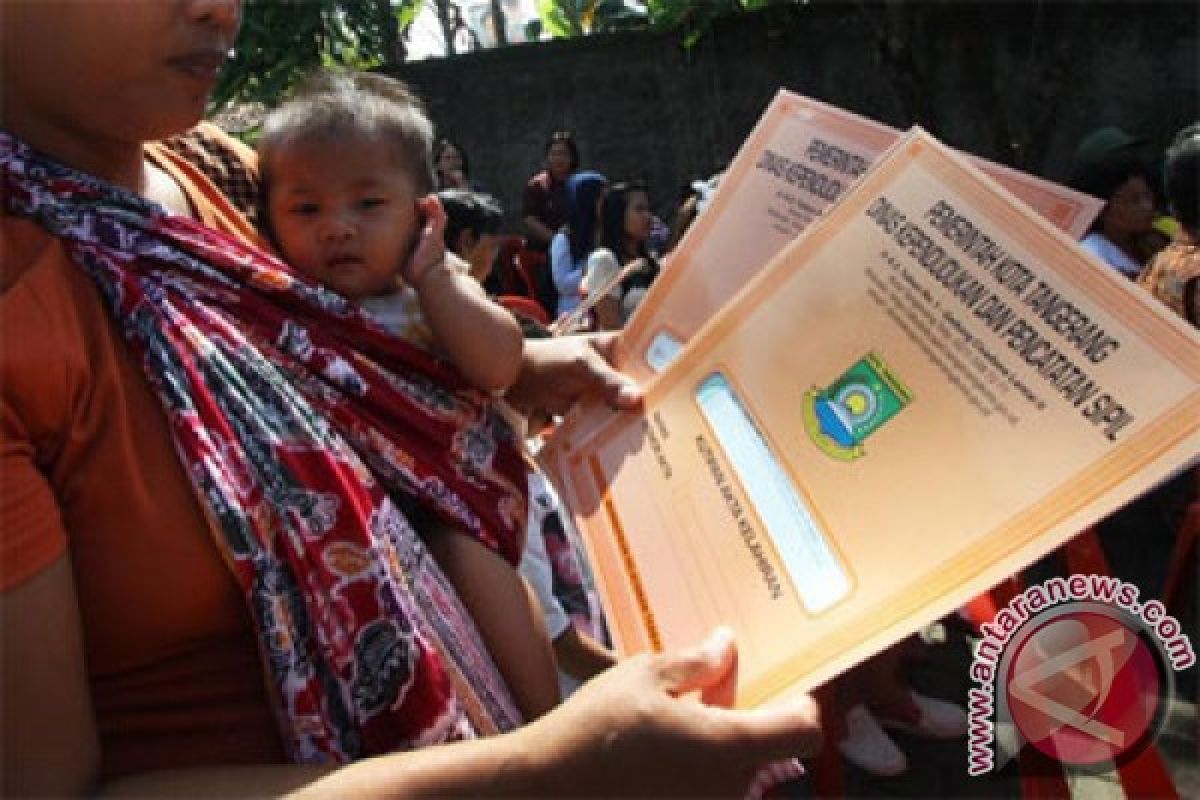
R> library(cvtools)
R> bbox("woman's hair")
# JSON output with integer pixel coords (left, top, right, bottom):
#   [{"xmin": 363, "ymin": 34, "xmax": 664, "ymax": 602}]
[
  {"xmin": 257, "ymin": 69, "xmax": 436, "ymax": 196},
  {"xmin": 598, "ymin": 181, "xmax": 660, "ymax": 295},
  {"xmin": 563, "ymin": 171, "xmax": 607, "ymax": 263},
  {"xmin": 1066, "ymin": 127, "xmax": 1155, "ymax": 232},
  {"xmin": 544, "ymin": 130, "xmax": 580, "ymax": 172},
  {"xmin": 434, "ymin": 138, "xmax": 470, "ymax": 180},
  {"xmin": 1069, "ymin": 151, "xmax": 1155, "ymax": 203},
  {"xmin": 1069, "ymin": 151, "xmax": 1156, "ymax": 234},
  {"xmin": 1164, "ymin": 123, "xmax": 1200, "ymax": 230},
  {"xmin": 599, "ymin": 181, "xmax": 651, "ymax": 264},
  {"xmin": 438, "ymin": 188, "xmax": 503, "ymax": 248}
]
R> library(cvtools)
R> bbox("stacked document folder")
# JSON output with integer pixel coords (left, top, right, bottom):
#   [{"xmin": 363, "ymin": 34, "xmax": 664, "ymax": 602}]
[{"xmin": 540, "ymin": 92, "xmax": 1200, "ymax": 708}]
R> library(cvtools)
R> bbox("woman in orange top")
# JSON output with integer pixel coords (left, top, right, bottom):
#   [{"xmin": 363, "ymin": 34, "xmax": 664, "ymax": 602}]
[{"xmin": 0, "ymin": 1, "xmax": 819, "ymax": 796}]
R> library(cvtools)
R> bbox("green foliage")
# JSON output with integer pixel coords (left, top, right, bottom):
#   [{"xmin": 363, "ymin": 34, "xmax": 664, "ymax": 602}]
[
  {"xmin": 213, "ymin": 0, "xmax": 810, "ymax": 112},
  {"xmin": 536, "ymin": 0, "xmax": 586, "ymax": 37},
  {"xmin": 212, "ymin": 0, "xmax": 417, "ymax": 111},
  {"xmin": 535, "ymin": 0, "xmax": 805, "ymax": 47},
  {"xmin": 590, "ymin": 0, "xmax": 651, "ymax": 33},
  {"xmin": 534, "ymin": 0, "xmax": 645, "ymax": 36}
]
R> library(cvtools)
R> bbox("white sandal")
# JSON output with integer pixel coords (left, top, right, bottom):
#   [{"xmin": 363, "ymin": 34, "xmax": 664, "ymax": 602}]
[
  {"xmin": 838, "ymin": 704, "xmax": 909, "ymax": 776},
  {"xmin": 878, "ymin": 690, "xmax": 969, "ymax": 739}
]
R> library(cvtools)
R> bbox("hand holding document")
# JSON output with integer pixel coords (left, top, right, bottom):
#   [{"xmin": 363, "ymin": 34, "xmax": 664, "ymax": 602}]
[{"xmin": 540, "ymin": 128, "xmax": 1200, "ymax": 708}]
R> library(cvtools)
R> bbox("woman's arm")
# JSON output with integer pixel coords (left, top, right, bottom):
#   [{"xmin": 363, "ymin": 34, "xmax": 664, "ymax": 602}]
[
  {"xmin": 591, "ymin": 296, "xmax": 622, "ymax": 331},
  {"xmin": 297, "ymin": 628, "xmax": 820, "ymax": 799},
  {"xmin": 2, "ymin": 556, "xmax": 101, "ymax": 797},
  {"xmin": 21, "ymin": 617, "xmax": 818, "ymax": 798},
  {"xmin": 549, "ymin": 234, "xmax": 584, "ymax": 306},
  {"xmin": 523, "ymin": 216, "xmax": 556, "ymax": 248},
  {"xmin": 521, "ymin": 180, "xmax": 556, "ymax": 248},
  {"xmin": 582, "ymin": 249, "xmax": 623, "ymax": 331},
  {"xmin": 405, "ymin": 198, "xmax": 523, "ymax": 392}
]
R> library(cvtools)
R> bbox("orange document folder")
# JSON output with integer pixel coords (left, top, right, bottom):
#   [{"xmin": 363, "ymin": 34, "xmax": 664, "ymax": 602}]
[
  {"xmin": 541, "ymin": 130, "xmax": 1200, "ymax": 708},
  {"xmin": 616, "ymin": 90, "xmax": 1104, "ymax": 384}
]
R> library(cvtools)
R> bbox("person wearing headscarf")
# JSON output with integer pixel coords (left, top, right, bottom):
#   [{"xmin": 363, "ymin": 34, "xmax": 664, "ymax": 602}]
[{"xmin": 549, "ymin": 171, "xmax": 608, "ymax": 316}]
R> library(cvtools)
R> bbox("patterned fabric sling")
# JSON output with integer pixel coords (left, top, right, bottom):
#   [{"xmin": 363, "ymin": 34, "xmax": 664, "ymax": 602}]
[{"xmin": 0, "ymin": 130, "xmax": 527, "ymax": 761}]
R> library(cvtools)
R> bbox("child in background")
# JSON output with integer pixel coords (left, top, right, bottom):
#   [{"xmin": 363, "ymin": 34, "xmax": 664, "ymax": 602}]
[
  {"xmin": 441, "ymin": 189, "xmax": 617, "ymax": 689},
  {"xmin": 437, "ymin": 188, "xmax": 505, "ymax": 284},
  {"xmin": 258, "ymin": 70, "xmax": 560, "ymax": 718}
]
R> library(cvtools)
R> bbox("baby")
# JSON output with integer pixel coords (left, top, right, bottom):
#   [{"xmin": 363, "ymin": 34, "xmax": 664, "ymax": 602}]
[
  {"xmin": 258, "ymin": 70, "xmax": 559, "ymax": 718},
  {"xmin": 440, "ymin": 188, "xmax": 616, "ymax": 689}
]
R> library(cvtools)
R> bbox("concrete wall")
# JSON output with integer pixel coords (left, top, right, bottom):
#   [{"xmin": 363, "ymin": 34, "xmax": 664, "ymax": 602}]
[{"xmin": 390, "ymin": 1, "xmax": 1198, "ymax": 227}]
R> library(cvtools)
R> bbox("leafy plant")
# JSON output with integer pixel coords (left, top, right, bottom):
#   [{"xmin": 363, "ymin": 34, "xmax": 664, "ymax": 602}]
[
  {"xmin": 212, "ymin": 0, "xmax": 418, "ymax": 111},
  {"xmin": 534, "ymin": 0, "xmax": 804, "ymax": 47}
]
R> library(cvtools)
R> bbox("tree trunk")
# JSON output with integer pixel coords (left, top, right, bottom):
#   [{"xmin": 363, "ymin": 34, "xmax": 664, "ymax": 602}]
[
  {"xmin": 435, "ymin": 0, "xmax": 456, "ymax": 56},
  {"xmin": 489, "ymin": 0, "xmax": 508, "ymax": 46},
  {"xmin": 376, "ymin": 0, "xmax": 404, "ymax": 67}
]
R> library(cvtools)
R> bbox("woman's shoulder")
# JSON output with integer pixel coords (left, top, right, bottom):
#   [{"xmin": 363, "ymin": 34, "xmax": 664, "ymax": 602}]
[
  {"xmin": 1, "ymin": 217, "xmax": 113, "ymax": 454},
  {"xmin": 149, "ymin": 124, "xmax": 263, "ymax": 242},
  {"xmin": 157, "ymin": 123, "xmax": 259, "ymax": 203},
  {"xmin": 582, "ymin": 248, "xmax": 621, "ymax": 296},
  {"xmin": 0, "ymin": 219, "xmax": 110, "ymax": 330},
  {"xmin": 2, "ymin": 215, "xmax": 60, "ymax": 293},
  {"xmin": 586, "ymin": 247, "xmax": 618, "ymax": 267}
]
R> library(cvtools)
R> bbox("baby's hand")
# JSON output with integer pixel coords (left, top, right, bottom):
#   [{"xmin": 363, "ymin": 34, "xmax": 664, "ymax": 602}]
[{"xmin": 401, "ymin": 195, "xmax": 449, "ymax": 288}]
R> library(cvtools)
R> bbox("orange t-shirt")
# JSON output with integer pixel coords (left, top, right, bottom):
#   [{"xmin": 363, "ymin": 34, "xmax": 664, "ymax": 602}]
[{"xmin": 0, "ymin": 131, "xmax": 287, "ymax": 778}]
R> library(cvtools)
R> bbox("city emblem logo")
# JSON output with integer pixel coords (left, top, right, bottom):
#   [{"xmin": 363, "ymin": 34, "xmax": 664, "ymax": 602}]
[{"xmin": 802, "ymin": 352, "xmax": 913, "ymax": 460}]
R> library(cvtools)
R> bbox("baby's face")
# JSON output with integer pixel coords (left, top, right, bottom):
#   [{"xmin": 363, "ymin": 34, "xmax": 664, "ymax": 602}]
[{"xmin": 268, "ymin": 135, "xmax": 422, "ymax": 301}]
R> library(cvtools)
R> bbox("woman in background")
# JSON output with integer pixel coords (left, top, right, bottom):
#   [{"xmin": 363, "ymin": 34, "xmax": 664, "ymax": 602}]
[
  {"xmin": 549, "ymin": 170, "xmax": 607, "ymax": 317},
  {"xmin": 583, "ymin": 180, "xmax": 659, "ymax": 330},
  {"xmin": 434, "ymin": 137, "xmax": 473, "ymax": 190},
  {"xmin": 521, "ymin": 131, "xmax": 581, "ymax": 315},
  {"xmin": 522, "ymin": 131, "xmax": 579, "ymax": 250}
]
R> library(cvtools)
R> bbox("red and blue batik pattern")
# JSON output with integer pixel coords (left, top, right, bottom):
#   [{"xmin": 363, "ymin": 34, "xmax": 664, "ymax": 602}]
[{"xmin": 1, "ymin": 130, "xmax": 526, "ymax": 761}]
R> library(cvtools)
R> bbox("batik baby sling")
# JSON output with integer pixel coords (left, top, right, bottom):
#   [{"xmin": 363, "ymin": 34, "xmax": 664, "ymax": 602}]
[{"xmin": 1, "ymin": 130, "xmax": 527, "ymax": 761}]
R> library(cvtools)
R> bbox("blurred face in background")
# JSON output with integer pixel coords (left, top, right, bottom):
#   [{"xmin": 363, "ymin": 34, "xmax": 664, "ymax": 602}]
[
  {"xmin": 1103, "ymin": 175, "xmax": 1156, "ymax": 239},
  {"xmin": 623, "ymin": 189, "xmax": 653, "ymax": 245},
  {"xmin": 435, "ymin": 142, "xmax": 466, "ymax": 187},
  {"xmin": 546, "ymin": 141, "xmax": 574, "ymax": 181}
]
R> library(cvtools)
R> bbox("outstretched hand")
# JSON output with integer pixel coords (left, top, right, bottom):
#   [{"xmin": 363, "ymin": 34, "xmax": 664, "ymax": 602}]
[
  {"xmin": 507, "ymin": 332, "xmax": 642, "ymax": 418},
  {"xmin": 519, "ymin": 628, "xmax": 821, "ymax": 797},
  {"xmin": 400, "ymin": 195, "xmax": 449, "ymax": 288}
]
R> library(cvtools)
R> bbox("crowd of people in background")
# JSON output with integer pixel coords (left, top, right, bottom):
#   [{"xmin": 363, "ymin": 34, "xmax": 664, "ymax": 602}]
[{"xmin": 437, "ymin": 117, "xmax": 1197, "ymax": 336}]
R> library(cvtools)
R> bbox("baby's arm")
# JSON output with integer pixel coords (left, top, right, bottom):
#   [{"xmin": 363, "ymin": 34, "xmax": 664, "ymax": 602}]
[
  {"xmin": 553, "ymin": 625, "xmax": 617, "ymax": 682},
  {"xmin": 404, "ymin": 196, "xmax": 523, "ymax": 392}
]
